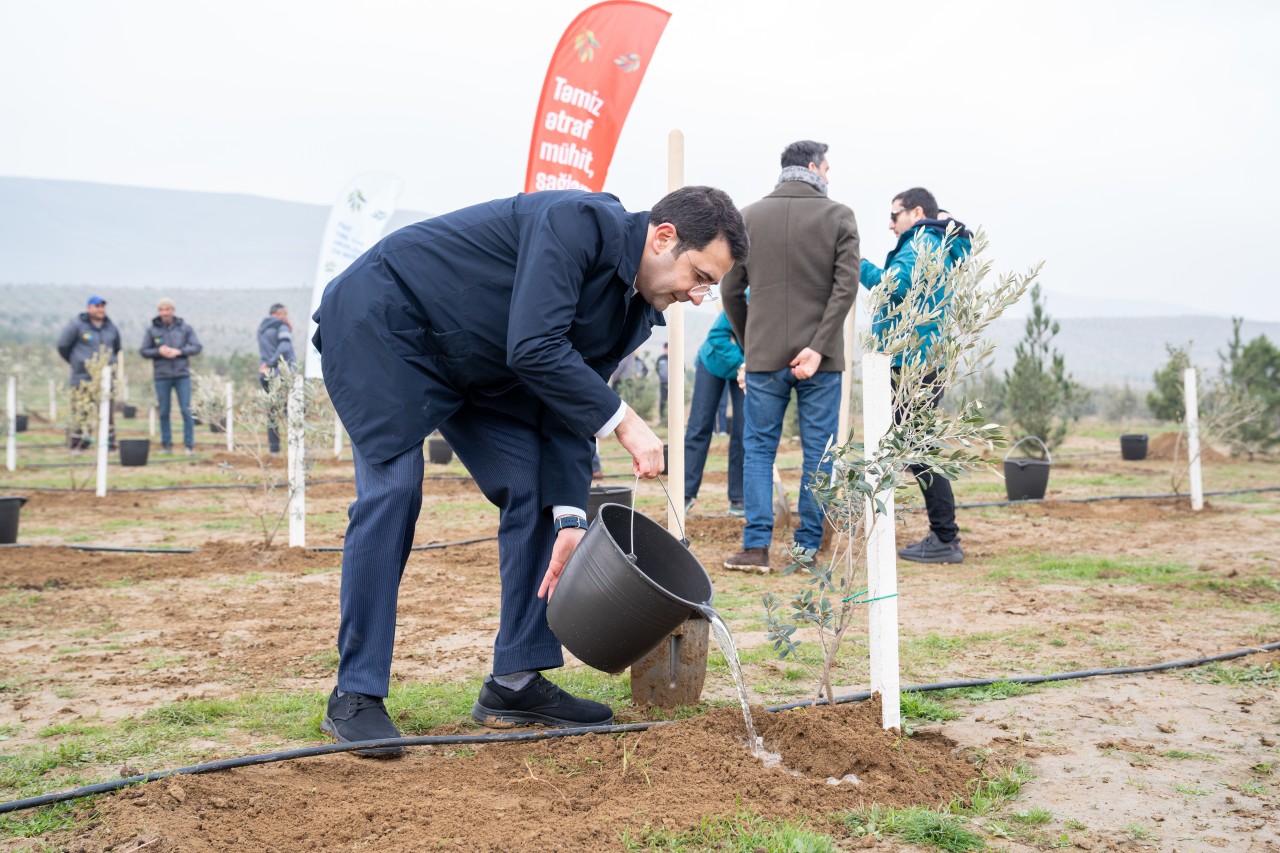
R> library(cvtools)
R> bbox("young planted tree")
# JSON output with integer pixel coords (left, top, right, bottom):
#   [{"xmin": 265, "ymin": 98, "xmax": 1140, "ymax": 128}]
[
  {"xmin": 1219, "ymin": 317, "xmax": 1280, "ymax": 458},
  {"xmin": 1001, "ymin": 284, "xmax": 1083, "ymax": 451},
  {"xmin": 1147, "ymin": 342, "xmax": 1193, "ymax": 422},
  {"xmin": 64, "ymin": 350, "xmax": 115, "ymax": 490},
  {"xmin": 192, "ymin": 365, "xmax": 334, "ymax": 548},
  {"xmin": 762, "ymin": 227, "xmax": 1038, "ymax": 704}
]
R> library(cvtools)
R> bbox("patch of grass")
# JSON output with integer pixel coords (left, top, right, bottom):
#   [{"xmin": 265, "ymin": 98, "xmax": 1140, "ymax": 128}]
[
  {"xmin": 209, "ymin": 572, "xmax": 272, "ymax": 588},
  {"xmin": 1251, "ymin": 762, "xmax": 1274, "ymax": 775},
  {"xmin": 622, "ymin": 809, "xmax": 839, "ymax": 852},
  {"xmin": 303, "ymin": 648, "xmax": 340, "ymax": 671},
  {"xmin": 851, "ymin": 806, "xmax": 984, "ymax": 852},
  {"xmin": 1009, "ymin": 806, "xmax": 1052, "ymax": 825},
  {"xmin": 1172, "ymin": 782, "xmax": 1210, "ymax": 796},
  {"xmin": 1161, "ymin": 749, "xmax": 1217, "ymax": 761},
  {"xmin": 303, "ymin": 564, "xmax": 341, "ymax": 575},
  {"xmin": 936, "ymin": 681, "xmax": 1035, "ymax": 703},
  {"xmin": 986, "ymin": 551, "xmax": 1195, "ymax": 585},
  {"xmin": 0, "ymin": 800, "xmax": 86, "ymax": 840},
  {"xmin": 1239, "ymin": 781, "xmax": 1271, "ymax": 796},
  {"xmin": 1183, "ymin": 662, "xmax": 1279, "ymax": 686},
  {"xmin": 959, "ymin": 764, "xmax": 1033, "ymax": 816},
  {"xmin": 1063, "ymin": 818, "xmax": 1087, "ymax": 831},
  {"xmin": 901, "ymin": 691, "xmax": 961, "ymax": 724},
  {"xmin": 1127, "ymin": 823, "xmax": 1156, "ymax": 841},
  {"xmin": 0, "ymin": 591, "xmax": 43, "ymax": 609}
]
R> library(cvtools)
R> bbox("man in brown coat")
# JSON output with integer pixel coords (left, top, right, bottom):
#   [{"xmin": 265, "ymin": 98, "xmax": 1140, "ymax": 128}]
[{"xmin": 720, "ymin": 140, "xmax": 859, "ymax": 571}]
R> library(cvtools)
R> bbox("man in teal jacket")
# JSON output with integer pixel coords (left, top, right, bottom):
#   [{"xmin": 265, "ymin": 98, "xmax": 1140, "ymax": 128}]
[{"xmin": 860, "ymin": 187, "xmax": 972, "ymax": 564}]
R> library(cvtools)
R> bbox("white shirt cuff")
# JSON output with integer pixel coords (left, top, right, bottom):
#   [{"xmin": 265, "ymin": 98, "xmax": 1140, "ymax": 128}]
[
  {"xmin": 595, "ymin": 401, "xmax": 627, "ymax": 439},
  {"xmin": 553, "ymin": 505, "xmax": 587, "ymax": 520}
]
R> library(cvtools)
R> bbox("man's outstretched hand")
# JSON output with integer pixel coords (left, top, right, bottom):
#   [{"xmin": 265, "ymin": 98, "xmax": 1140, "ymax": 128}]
[{"xmin": 613, "ymin": 405, "xmax": 664, "ymax": 478}]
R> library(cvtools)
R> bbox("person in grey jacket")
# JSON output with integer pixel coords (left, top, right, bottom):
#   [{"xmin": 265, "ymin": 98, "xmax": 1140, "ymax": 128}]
[
  {"xmin": 257, "ymin": 303, "xmax": 296, "ymax": 454},
  {"xmin": 57, "ymin": 295, "xmax": 122, "ymax": 450},
  {"xmin": 140, "ymin": 298, "xmax": 203, "ymax": 454},
  {"xmin": 721, "ymin": 140, "xmax": 859, "ymax": 572}
]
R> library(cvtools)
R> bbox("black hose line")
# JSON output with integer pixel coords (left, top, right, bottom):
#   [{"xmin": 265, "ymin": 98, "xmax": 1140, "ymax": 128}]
[
  {"xmin": 2, "ymin": 641, "xmax": 1276, "ymax": 816},
  {"xmin": 954, "ymin": 485, "xmax": 1280, "ymax": 510}
]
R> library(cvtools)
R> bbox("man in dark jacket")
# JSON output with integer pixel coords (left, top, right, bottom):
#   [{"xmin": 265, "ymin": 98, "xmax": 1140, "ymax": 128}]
[
  {"xmin": 312, "ymin": 187, "xmax": 747, "ymax": 755},
  {"xmin": 140, "ymin": 298, "xmax": 203, "ymax": 454},
  {"xmin": 721, "ymin": 141, "xmax": 860, "ymax": 572},
  {"xmin": 256, "ymin": 304, "xmax": 296, "ymax": 454},
  {"xmin": 57, "ymin": 295, "xmax": 122, "ymax": 450}
]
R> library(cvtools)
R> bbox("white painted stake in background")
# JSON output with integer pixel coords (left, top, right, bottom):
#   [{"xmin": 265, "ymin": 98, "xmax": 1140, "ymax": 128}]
[
  {"xmin": 148, "ymin": 405, "xmax": 156, "ymax": 438},
  {"xmin": 48, "ymin": 378, "xmax": 57, "ymax": 424},
  {"xmin": 119, "ymin": 351, "xmax": 129, "ymax": 402},
  {"xmin": 224, "ymin": 381, "xmax": 235, "ymax": 452},
  {"xmin": 667, "ymin": 129, "xmax": 686, "ymax": 533},
  {"xmin": 861, "ymin": 353, "xmax": 901, "ymax": 730},
  {"xmin": 5, "ymin": 376, "xmax": 16, "ymax": 473},
  {"xmin": 837, "ymin": 312, "xmax": 855, "ymax": 444},
  {"xmin": 287, "ymin": 375, "xmax": 306, "ymax": 547},
  {"xmin": 96, "ymin": 367, "xmax": 112, "ymax": 498},
  {"xmin": 1184, "ymin": 367, "xmax": 1204, "ymax": 511},
  {"xmin": 333, "ymin": 411, "xmax": 343, "ymax": 459}
]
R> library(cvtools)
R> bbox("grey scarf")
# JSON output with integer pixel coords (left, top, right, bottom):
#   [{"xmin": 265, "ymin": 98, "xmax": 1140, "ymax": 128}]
[{"xmin": 776, "ymin": 165, "xmax": 828, "ymax": 196}]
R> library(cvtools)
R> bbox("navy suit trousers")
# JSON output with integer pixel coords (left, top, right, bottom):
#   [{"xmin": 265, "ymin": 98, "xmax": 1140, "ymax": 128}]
[{"xmin": 337, "ymin": 404, "xmax": 565, "ymax": 697}]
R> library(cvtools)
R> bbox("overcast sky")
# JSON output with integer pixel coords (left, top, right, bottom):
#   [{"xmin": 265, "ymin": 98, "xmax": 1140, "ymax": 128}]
[{"xmin": 3, "ymin": 0, "xmax": 1278, "ymax": 320}]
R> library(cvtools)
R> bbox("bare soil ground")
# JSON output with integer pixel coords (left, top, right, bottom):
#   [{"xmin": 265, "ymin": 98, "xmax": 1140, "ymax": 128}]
[{"xmin": 1, "ymin": 431, "xmax": 1278, "ymax": 851}]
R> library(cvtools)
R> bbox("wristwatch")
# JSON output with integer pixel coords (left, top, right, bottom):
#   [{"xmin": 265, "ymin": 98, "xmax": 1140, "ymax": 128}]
[{"xmin": 552, "ymin": 515, "xmax": 589, "ymax": 534}]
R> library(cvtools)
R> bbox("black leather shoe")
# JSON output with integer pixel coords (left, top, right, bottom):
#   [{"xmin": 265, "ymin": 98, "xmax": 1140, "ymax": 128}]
[
  {"xmin": 320, "ymin": 688, "xmax": 404, "ymax": 757},
  {"xmin": 472, "ymin": 674, "xmax": 613, "ymax": 728}
]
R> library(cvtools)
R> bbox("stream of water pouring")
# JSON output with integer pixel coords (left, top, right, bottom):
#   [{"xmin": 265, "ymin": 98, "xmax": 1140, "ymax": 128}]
[{"xmin": 697, "ymin": 604, "xmax": 761, "ymax": 755}]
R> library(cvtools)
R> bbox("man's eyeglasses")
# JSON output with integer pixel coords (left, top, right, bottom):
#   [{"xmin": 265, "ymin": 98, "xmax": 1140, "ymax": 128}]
[
  {"xmin": 889, "ymin": 208, "xmax": 907, "ymax": 221},
  {"xmin": 689, "ymin": 283, "xmax": 719, "ymax": 302}
]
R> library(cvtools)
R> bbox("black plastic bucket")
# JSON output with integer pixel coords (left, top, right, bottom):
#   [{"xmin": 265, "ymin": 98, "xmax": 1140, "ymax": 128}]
[
  {"xmin": 1120, "ymin": 434, "xmax": 1148, "ymax": 461},
  {"xmin": 427, "ymin": 437, "xmax": 452, "ymax": 464},
  {"xmin": 14, "ymin": 414, "xmax": 28, "ymax": 433},
  {"xmin": 119, "ymin": 438, "xmax": 150, "ymax": 467},
  {"xmin": 121, "ymin": 404, "xmax": 138, "ymax": 419},
  {"xmin": 1004, "ymin": 459, "xmax": 1051, "ymax": 501},
  {"xmin": 0, "ymin": 495, "xmax": 28, "ymax": 544},
  {"xmin": 587, "ymin": 485, "xmax": 633, "ymax": 522},
  {"xmin": 547, "ymin": 503, "xmax": 714, "ymax": 674}
]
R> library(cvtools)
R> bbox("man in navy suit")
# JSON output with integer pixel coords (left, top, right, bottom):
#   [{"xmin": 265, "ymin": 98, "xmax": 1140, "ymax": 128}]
[{"xmin": 313, "ymin": 186, "xmax": 748, "ymax": 755}]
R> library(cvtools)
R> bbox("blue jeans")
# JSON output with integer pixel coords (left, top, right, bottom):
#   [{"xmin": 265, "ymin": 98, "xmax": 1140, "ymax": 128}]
[
  {"xmin": 154, "ymin": 376, "xmax": 194, "ymax": 450},
  {"xmin": 683, "ymin": 357, "xmax": 743, "ymax": 504},
  {"xmin": 742, "ymin": 368, "xmax": 842, "ymax": 551}
]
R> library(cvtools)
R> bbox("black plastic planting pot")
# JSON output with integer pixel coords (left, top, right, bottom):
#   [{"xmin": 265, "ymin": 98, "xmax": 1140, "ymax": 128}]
[
  {"xmin": 14, "ymin": 414, "xmax": 28, "ymax": 433},
  {"xmin": 119, "ymin": 438, "xmax": 151, "ymax": 467},
  {"xmin": 0, "ymin": 495, "xmax": 29, "ymax": 544},
  {"xmin": 547, "ymin": 503, "xmax": 713, "ymax": 674},
  {"xmin": 427, "ymin": 437, "xmax": 452, "ymax": 465},
  {"xmin": 121, "ymin": 405, "xmax": 138, "ymax": 419},
  {"xmin": 1004, "ymin": 436, "xmax": 1052, "ymax": 501},
  {"xmin": 586, "ymin": 485, "xmax": 633, "ymax": 522},
  {"xmin": 1120, "ymin": 434, "xmax": 1148, "ymax": 461}
]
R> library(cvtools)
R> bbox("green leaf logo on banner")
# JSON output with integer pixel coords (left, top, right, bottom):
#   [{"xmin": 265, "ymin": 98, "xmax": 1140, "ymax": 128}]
[
  {"xmin": 614, "ymin": 52, "xmax": 641, "ymax": 72},
  {"xmin": 574, "ymin": 30, "xmax": 600, "ymax": 62},
  {"xmin": 346, "ymin": 189, "xmax": 367, "ymax": 212}
]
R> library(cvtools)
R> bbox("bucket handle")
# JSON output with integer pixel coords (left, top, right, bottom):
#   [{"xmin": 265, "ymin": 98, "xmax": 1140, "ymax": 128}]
[
  {"xmin": 626, "ymin": 473, "xmax": 689, "ymax": 560},
  {"xmin": 1004, "ymin": 435, "xmax": 1051, "ymax": 465}
]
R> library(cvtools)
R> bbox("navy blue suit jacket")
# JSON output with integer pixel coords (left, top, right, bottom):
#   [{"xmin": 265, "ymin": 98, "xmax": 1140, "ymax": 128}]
[{"xmin": 313, "ymin": 191, "xmax": 661, "ymax": 510}]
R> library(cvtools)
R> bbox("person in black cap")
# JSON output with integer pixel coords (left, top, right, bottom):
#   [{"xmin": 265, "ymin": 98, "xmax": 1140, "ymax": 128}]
[{"xmin": 56, "ymin": 295, "xmax": 122, "ymax": 450}]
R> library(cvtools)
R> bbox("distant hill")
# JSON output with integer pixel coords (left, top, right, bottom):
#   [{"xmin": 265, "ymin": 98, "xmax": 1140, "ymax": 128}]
[
  {"xmin": 3, "ymin": 177, "xmax": 1277, "ymax": 386},
  {"xmin": 0, "ymin": 176, "xmax": 428, "ymax": 290}
]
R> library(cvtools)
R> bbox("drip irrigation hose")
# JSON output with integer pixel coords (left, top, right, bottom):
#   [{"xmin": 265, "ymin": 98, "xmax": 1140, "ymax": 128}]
[
  {"xmin": 954, "ymin": 485, "xmax": 1280, "ymax": 510},
  {"xmin": 0, "ymin": 474, "xmax": 478, "ymax": 494},
  {"xmin": 0, "ymin": 537, "xmax": 497, "ymax": 555},
  {"xmin": 2, "ymin": 641, "xmax": 1276, "ymax": 816}
]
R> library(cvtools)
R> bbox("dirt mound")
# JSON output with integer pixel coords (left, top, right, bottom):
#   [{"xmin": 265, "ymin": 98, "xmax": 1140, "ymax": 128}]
[
  {"xmin": 1146, "ymin": 431, "xmax": 1229, "ymax": 463},
  {"xmin": 73, "ymin": 701, "xmax": 976, "ymax": 853}
]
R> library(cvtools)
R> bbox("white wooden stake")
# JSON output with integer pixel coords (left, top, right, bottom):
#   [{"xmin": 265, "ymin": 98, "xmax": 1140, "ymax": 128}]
[
  {"xmin": 96, "ymin": 367, "xmax": 112, "ymax": 498},
  {"xmin": 148, "ymin": 405, "xmax": 156, "ymax": 438},
  {"xmin": 1184, "ymin": 367, "xmax": 1203, "ymax": 511},
  {"xmin": 48, "ymin": 378, "xmax": 57, "ymax": 423},
  {"xmin": 333, "ymin": 410, "xmax": 343, "ymax": 459},
  {"xmin": 5, "ymin": 376, "xmax": 16, "ymax": 473},
  {"xmin": 119, "ymin": 351, "xmax": 129, "ymax": 402},
  {"xmin": 225, "ymin": 381, "xmax": 235, "ymax": 452},
  {"xmin": 287, "ymin": 375, "xmax": 306, "ymax": 547},
  {"xmin": 667, "ymin": 129, "xmax": 686, "ymax": 533},
  {"xmin": 861, "ymin": 353, "xmax": 901, "ymax": 730}
]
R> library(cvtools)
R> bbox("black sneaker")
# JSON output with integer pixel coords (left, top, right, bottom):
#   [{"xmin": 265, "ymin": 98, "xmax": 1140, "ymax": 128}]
[
  {"xmin": 471, "ymin": 674, "xmax": 613, "ymax": 728},
  {"xmin": 320, "ymin": 688, "xmax": 404, "ymax": 757},
  {"xmin": 898, "ymin": 532, "xmax": 964, "ymax": 564}
]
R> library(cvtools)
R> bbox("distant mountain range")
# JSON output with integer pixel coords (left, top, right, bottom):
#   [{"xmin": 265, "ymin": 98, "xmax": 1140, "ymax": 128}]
[{"xmin": 3, "ymin": 177, "xmax": 1277, "ymax": 387}]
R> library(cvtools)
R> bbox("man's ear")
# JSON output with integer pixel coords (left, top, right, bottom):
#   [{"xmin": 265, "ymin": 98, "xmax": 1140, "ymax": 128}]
[{"xmin": 651, "ymin": 222, "xmax": 678, "ymax": 253}]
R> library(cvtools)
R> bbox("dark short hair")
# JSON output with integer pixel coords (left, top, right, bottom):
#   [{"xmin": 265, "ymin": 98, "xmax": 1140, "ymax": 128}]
[
  {"xmin": 269, "ymin": 303, "xmax": 286, "ymax": 314},
  {"xmin": 893, "ymin": 187, "xmax": 939, "ymax": 219},
  {"xmin": 650, "ymin": 186, "xmax": 749, "ymax": 264},
  {"xmin": 780, "ymin": 140, "xmax": 829, "ymax": 170}
]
